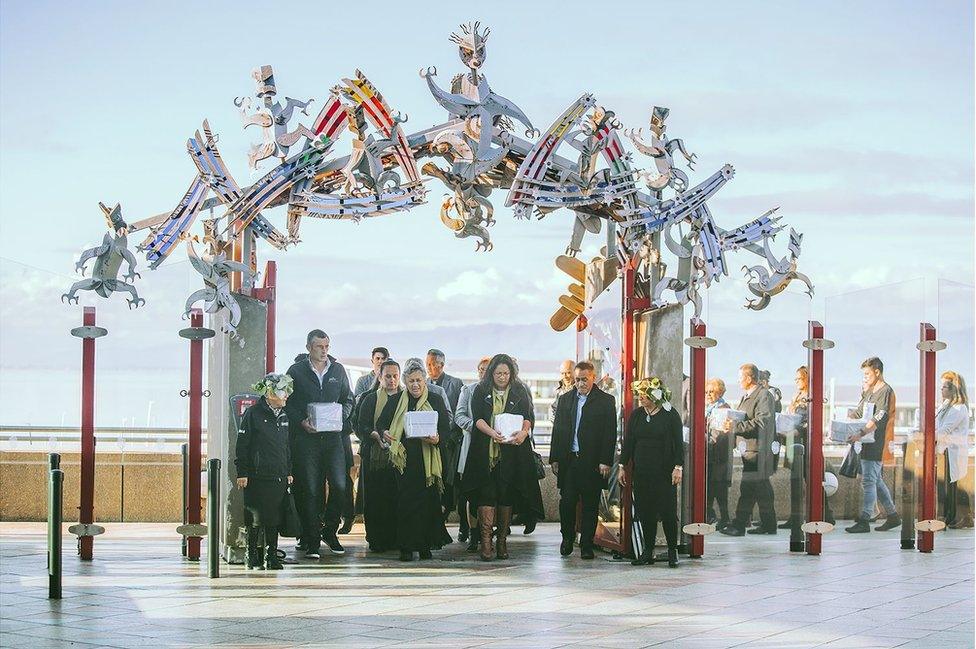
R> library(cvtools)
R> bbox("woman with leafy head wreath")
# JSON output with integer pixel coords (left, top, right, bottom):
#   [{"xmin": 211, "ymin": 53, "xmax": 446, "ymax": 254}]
[
  {"xmin": 235, "ymin": 373, "xmax": 295, "ymax": 570},
  {"xmin": 619, "ymin": 377, "xmax": 684, "ymax": 568}
]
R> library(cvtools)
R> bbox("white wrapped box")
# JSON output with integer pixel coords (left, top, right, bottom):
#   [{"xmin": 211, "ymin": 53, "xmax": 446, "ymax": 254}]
[
  {"xmin": 494, "ymin": 413, "xmax": 525, "ymax": 441},
  {"xmin": 308, "ymin": 402, "xmax": 343, "ymax": 432},
  {"xmin": 404, "ymin": 410, "xmax": 439, "ymax": 438},
  {"xmin": 710, "ymin": 408, "xmax": 747, "ymax": 430},
  {"xmin": 829, "ymin": 419, "xmax": 874, "ymax": 444},
  {"xmin": 776, "ymin": 413, "xmax": 802, "ymax": 434}
]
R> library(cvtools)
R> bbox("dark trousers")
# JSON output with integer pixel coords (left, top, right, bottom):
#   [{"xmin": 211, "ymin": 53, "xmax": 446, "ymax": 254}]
[
  {"xmin": 707, "ymin": 480, "xmax": 729, "ymax": 523},
  {"xmin": 558, "ymin": 455, "xmax": 601, "ymax": 549},
  {"xmin": 733, "ymin": 473, "xmax": 776, "ymax": 530},
  {"xmin": 293, "ymin": 432, "xmax": 348, "ymax": 551},
  {"xmin": 633, "ymin": 475, "xmax": 678, "ymax": 551},
  {"xmin": 324, "ymin": 433, "xmax": 355, "ymax": 528}
]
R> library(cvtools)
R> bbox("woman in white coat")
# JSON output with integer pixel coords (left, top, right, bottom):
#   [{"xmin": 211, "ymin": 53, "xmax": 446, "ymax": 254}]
[{"xmin": 937, "ymin": 371, "xmax": 972, "ymax": 529}]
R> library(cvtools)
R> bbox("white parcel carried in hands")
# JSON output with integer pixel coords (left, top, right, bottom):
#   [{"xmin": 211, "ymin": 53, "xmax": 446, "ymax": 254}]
[
  {"xmin": 494, "ymin": 413, "xmax": 525, "ymax": 441},
  {"xmin": 710, "ymin": 408, "xmax": 746, "ymax": 430},
  {"xmin": 829, "ymin": 403, "xmax": 875, "ymax": 443},
  {"xmin": 776, "ymin": 413, "xmax": 803, "ymax": 434},
  {"xmin": 308, "ymin": 402, "xmax": 343, "ymax": 432},
  {"xmin": 404, "ymin": 410, "xmax": 439, "ymax": 438}
]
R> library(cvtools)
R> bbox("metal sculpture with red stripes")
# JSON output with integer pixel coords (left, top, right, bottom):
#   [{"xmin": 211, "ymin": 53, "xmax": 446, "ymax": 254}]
[{"xmin": 64, "ymin": 19, "xmax": 813, "ymax": 337}]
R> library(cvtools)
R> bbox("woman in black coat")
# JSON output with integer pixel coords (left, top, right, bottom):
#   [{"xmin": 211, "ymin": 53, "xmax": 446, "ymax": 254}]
[
  {"xmin": 235, "ymin": 373, "xmax": 295, "ymax": 570},
  {"xmin": 461, "ymin": 354, "xmax": 544, "ymax": 561},
  {"xmin": 355, "ymin": 359, "xmax": 402, "ymax": 552},
  {"xmin": 619, "ymin": 377, "xmax": 683, "ymax": 568}
]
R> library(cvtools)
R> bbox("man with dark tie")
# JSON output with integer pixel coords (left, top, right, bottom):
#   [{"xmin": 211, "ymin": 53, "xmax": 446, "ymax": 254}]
[{"xmin": 549, "ymin": 361, "xmax": 618, "ymax": 559}]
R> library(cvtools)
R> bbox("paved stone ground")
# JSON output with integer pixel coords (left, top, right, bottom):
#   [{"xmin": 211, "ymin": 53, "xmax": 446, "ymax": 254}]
[{"xmin": 0, "ymin": 522, "xmax": 972, "ymax": 648}]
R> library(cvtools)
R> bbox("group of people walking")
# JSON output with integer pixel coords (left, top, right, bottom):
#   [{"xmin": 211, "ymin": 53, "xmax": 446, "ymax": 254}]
[{"xmin": 233, "ymin": 330, "xmax": 973, "ymax": 571}]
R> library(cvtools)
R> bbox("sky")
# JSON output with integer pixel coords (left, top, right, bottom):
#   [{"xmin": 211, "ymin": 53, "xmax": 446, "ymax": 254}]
[{"xmin": 0, "ymin": 1, "xmax": 973, "ymax": 427}]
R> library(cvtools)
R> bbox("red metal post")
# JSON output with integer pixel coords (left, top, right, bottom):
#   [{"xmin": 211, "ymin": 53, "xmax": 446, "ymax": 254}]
[
  {"xmin": 805, "ymin": 321, "xmax": 826, "ymax": 555},
  {"xmin": 619, "ymin": 263, "xmax": 637, "ymax": 557},
  {"xmin": 79, "ymin": 307, "xmax": 97, "ymax": 560},
  {"xmin": 186, "ymin": 309, "xmax": 204, "ymax": 560},
  {"xmin": 252, "ymin": 260, "xmax": 277, "ymax": 373},
  {"xmin": 918, "ymin": 323, "xmax": 937, "ymax": 552},
  {"xmin": 688, "ymin": 319, "xmax": 707, "ymax": 558}
]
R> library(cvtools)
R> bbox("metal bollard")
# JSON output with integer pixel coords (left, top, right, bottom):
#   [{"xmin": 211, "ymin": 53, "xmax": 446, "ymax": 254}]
[
  {"xmin": 789, "ymin": 443, "xmax": 805, "ymax": 552},
  {"xmin": 181, "ymin": 443, "xmax": 188, "ymax": 557},
  {"xmin": 900, "ymin": 441, "xmax": 916, "ymax": 550},
  {"xmin": 207, "ymin": 458, "xmax": 221, "ymax": 578},
  {"xmin": 48, "ymin": 453, "xmax": 63, "ymax": 599}
]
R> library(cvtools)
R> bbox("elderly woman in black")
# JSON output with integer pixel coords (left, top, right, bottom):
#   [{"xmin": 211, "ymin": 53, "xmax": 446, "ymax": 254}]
[
  {"xmin": 620, "ymin": 377, "xmax": 683, "ymax": 568},
  {"xmin": 462, "ymin": 353, "xmax": 545, "ymax": 561},
  {"xmin": 235, "ymin": 373, "xmax": 295, "ymax": 570},
  {"xmin": 356, "ymin": 359, "xmax": 402, "ymax": 552},
  {"xmin": 385, "ymin": 358, "xmax": 452, "ymax": 561}
]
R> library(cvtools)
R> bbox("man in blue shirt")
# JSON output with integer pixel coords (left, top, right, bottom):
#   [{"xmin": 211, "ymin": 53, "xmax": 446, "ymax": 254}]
[{"xmin": 549, "ymin": 361, "xmax": 618, "ymax": 559}]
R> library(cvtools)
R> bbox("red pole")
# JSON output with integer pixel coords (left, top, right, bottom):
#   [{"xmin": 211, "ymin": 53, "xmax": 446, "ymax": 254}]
[
  {"xmin": 252, "ymin": 260, "xmax": 277, "ymax": 373},
  {"xmin": 688, "ymin": 319, "xmax": 707, "ymax": 558},
  {"xmin": 186, "ymin": 309, "xmax": 204, "ymax": 560},
  {"xmin": 918, "ymin": 323, "xmax": 937, "ymax": 552},
  {"xmin": 805, "ymin": 321, "xmax": 826, "ymax": 555},
  {"xmin": 619, "ymin": 264, "xmax": 637, "ymax": 557},
  {"xmin": 79, "ymin": 307, "xmax": 97, "ymax": 560}
]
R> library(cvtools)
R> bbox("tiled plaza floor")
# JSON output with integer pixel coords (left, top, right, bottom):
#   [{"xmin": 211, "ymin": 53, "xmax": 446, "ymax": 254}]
[{"xmin": 0, "ymin": 522, "xmax": 972, "ymax": 648}]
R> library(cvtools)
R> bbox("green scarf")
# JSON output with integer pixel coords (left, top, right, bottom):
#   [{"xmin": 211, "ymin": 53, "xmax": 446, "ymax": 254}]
[
  {"xmin": 369, "ymin": 388, "xmax": 398, "ymax": 470},
  {"xmin": 388, "ymin": 385, "xmax": 443, "ymax": 492},
  {"xmin": 488, "ymin": 386, "xmax": 510, "ymax": 470}
]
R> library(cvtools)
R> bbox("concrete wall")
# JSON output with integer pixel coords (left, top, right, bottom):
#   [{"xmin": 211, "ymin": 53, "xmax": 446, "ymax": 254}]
[{"xmin": 5, "ymin": 449, "xmax": 971, "ymax": 523}]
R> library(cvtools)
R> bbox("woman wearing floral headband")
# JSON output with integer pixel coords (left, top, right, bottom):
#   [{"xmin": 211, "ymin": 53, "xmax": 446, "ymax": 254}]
[
  {"xmin": 619, "ymin": 377, "xmax": 684, "ymax": 568},
  {"xmin": 235, "ymin": 373, "xmax": 295, "ymax": 570}
]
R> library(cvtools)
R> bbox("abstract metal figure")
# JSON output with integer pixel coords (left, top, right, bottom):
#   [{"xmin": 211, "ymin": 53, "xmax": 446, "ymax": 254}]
[
  {"xmin": 182, "ymin": 236, "xmax": 255, "ymax": 346},
  {"xmin": 626, "ymin": 106, "xmax": 697, "ymax": 193},
  {"xmin": 235, "ymin": 66, "xmax": 315, "ymax": 169},
  {"xmin": 742, "ymin": 228, "xmax": 815, "ymax": 310},
  {"xmin": 62, "ymin": 203, "xmax": 144, "ymax": 308},
  {"xmin": 65, "ymin": 20, "xmax": 813, "ymax": 330}
]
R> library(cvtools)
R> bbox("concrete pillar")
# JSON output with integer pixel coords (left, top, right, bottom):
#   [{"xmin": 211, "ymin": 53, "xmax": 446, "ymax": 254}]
[{"xmin": 207, "ymin": 295, "xmax": 268, "ymax": 563}]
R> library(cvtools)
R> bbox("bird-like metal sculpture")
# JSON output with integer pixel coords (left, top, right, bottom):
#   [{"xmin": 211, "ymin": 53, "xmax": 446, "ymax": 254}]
[{"xmin": 64, "ymin": 20, "xmax": 813, "ymax": 335}]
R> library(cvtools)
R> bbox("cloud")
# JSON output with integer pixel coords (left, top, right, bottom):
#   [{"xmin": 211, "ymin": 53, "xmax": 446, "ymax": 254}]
[{"xmin": 436, "ymin": 268, "xmax": 502, "ymax": 301}]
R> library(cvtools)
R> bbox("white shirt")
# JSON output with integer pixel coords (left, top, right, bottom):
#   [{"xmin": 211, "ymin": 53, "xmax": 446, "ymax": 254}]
[
  {"xmin": 936, "ymin": 401, "xmax": 972, "ymax": 482},
  {"xmin": 309, "ymin": 358, "xmax": 331, "ymax": 388}
]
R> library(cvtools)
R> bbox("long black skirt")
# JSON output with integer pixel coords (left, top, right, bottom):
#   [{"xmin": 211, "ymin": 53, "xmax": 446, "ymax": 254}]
[
  {"xmin": 362, "ymin": 460, "xmax": 398, "ymax": 552},
  {"xmin": 243, "ymin": 477, "xmax": 288, "ymax": 528},
  {"xmin": 395, "ymin": 439, "xmax": 450, "ymax": 551}
]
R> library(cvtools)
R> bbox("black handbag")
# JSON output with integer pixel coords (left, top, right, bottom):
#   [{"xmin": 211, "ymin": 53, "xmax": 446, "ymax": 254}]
[
  {"xmin": 279, "ymin": 488, "xmax": 301, "ymax": 538},
  {"xmin": 839, "ymin": 444, "xmax": 861, "ymax": 479},
  {"xmin": 532, "ymin": 451, "xmax": 546, "ymax": 480}
]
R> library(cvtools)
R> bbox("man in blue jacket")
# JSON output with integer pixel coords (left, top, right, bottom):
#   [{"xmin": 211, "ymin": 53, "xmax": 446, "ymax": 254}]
[{"xmin": 286, "ymin": 329, "xmax": 353, "ymax": 559}]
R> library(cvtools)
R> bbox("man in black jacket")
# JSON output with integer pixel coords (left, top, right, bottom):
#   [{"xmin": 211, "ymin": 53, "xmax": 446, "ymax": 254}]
[
  {"xmin": 720, "ymin": 363, "xmax": 778, "ymax": 536},
  {"xmin": 549, "ymin": 361, "xmax": 618, "ymax": 559},
  {"xmin": 286, "ymin": 330, "xmax": 353, "ymax": 559}
]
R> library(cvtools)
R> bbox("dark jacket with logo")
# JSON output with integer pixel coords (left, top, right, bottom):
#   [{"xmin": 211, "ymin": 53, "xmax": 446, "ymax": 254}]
[
  {"xmin": 285, "ymin": 354, "xmax": 354, "ymax": 435},
  {"xmin": 235, "ymin": 397, "xmax": 292, "ymax": 480},
  {"xmin": 549, "ymin": 386, "xmax": 617, "ymax": 490}
]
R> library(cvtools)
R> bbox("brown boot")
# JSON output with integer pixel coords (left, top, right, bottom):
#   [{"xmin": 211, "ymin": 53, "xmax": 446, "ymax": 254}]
[
  {"xmin": 496, "ymin": 506, "xmax": 512, "ymax": 559},
  {"xmin": 478, "ymin": 506, "xmax": 495, "ymax": 561}
]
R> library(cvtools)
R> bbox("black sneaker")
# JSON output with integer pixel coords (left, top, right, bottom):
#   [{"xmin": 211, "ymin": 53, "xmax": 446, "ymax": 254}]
[
  {"xmin": 747, "ymin": 527, "xmax": 777, "ymax": 535},
  {"xmin": 338, "ymin": 519, "xmax": 353, "ymax": 535},
  {"xmin": 719, "ymin": 526, "xmax": 745, "ymax": 537},
  {"xmin": 875, "ymin": 515, "xmax": 901, "ymax": 531},
  {"xmin": 522, "ymin": 519, "xmax": 537, "ymax": 535},
  {"xmin": 560, "ymin": 539, "xmax": 574, "ymax": 556},
  {"xmin": 580, "ymin": 547, "xmax": 595, "ymax": 560},
  {"xmin": 323, "ymin": 532, "xmax": 345, "ymax": 555},
  {"xmin": 845, "ymin": 520, "xmax": 870, "ymax": 533},
  {"xmin": 304, "ymin": 549, "xmax": 321, "ymax": 559}
]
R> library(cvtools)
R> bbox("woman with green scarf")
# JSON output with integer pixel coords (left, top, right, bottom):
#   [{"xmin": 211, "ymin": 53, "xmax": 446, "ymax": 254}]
[
  {"xmin": 355, "ymin": 359, "xmax": 403, "ymax": 552},
  {"xmin": 462, "ymin": 354, "xmax": 545, "ymax": 561},
  {"xmin": 386, "ymin": 358, "xmax": 452, "ymax": 561}
]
